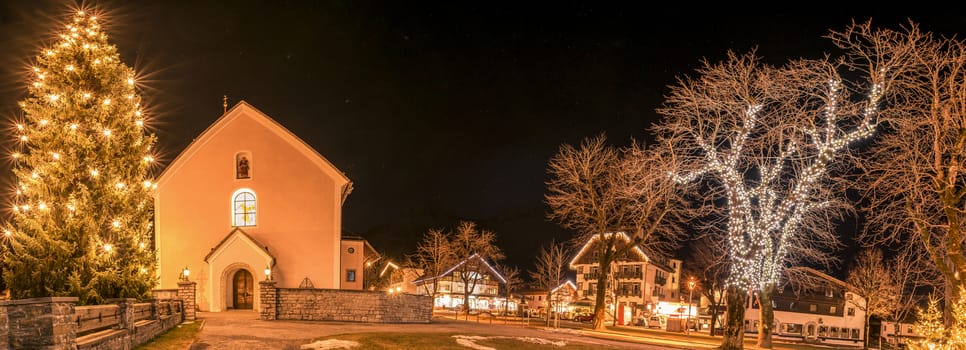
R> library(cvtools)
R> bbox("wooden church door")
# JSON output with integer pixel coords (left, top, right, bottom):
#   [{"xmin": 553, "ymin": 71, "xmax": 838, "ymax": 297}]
[{"xmin": 233, "ymin": 270, "xmax": 254, "ymax": 309}]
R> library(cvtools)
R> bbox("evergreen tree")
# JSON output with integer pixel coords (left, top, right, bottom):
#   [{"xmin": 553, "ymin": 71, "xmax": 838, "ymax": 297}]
[{"xmin": 2, "ymin": 9, "xmax": 157, "ymax": 304}]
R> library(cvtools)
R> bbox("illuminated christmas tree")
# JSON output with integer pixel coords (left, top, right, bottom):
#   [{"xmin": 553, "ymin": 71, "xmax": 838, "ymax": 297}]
[{"xmin": 2, "ymin": 9, "xmax": 158, "ymax": 304}]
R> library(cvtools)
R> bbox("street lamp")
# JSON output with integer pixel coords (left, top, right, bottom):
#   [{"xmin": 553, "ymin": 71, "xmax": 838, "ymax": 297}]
[{"xmin": 687, "ymin": 277, "xmax": 696, "ymax": 335}]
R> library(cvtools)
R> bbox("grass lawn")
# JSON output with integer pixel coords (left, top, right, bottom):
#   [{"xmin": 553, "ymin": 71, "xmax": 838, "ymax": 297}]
[
  {"xmin": 133, "ymin": 321, "xmax": 203, "ymax": 350},
  {"xmin": 308, "ymin": 332, "xmax": 622, "ymax": 349}
]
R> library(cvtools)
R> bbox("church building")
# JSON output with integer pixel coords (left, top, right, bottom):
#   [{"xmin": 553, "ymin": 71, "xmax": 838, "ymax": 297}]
[{"xmin": 152, "ymin": 101, "xmax": 363, "ymax": 312}]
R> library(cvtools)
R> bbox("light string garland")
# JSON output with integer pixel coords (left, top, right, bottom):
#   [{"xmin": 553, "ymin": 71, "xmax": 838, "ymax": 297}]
[{"xmin": 671, "ymin": 73, "xmax": 884, "ymax": 291}]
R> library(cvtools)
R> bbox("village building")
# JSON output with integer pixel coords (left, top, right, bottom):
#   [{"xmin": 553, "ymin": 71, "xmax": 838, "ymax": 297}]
[
  {"xmin": 570, "ymin": 232, "xmax": 682, "ymax": 325},
  {"xmin": 412, "ymin": 253, "xmax": 507, "ymax": 312},
  {"xmin": 153, "ymin": 101, "xmax": 373, "ymax": 312},
  {"xmin": 744, "ymin": 267, "xmax": 867, "ymax": 346}
]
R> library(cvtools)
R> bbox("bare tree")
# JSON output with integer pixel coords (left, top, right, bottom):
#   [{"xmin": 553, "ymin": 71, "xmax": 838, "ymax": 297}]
[
  {"xmin": 685, "ymin": 234, "xmax": 730, "ymax": 337},
  {"xmin": 529, "ymin": 239, "xmax": 568, "ymax": 327},
  {"xmin": 546, "ymin": 135, "xmax": 687, "ymax": 330},
  {"xmin": 654, "ymin": 22, "xmax": 918, "ymax": 349},
  {"xmin": 886, "ymin": 247, "xmax": 940, "ymax": 333},
  {"xmin": 497, "ymin": 264, "xmax": 522, "ymax": 318},
  {"xmin": 451, "ymin": 221, "xmax": 505, "ymax": 319},
  {"xmin": 411, "ymin": 228, "xmax": 455, "ymax": 300},
  {"xmin": 846, "ymin": 248, "xmax": 900, "ymax": 348},
  {"xmin": 855, "ymin": 21, "xmax": 966, "ymax": 320}
]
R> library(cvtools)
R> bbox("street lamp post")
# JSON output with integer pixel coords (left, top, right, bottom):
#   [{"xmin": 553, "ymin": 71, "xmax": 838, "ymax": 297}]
[{"xmin": 687, "ymin": 277, "xmax": 695, "ymax": 335}]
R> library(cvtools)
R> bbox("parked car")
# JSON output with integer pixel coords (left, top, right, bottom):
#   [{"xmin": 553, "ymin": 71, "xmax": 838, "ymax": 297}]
[
  {"xmin": 573, "ymin": 313, "xmax": 595, "ymax": 323},
  {"xmin": 646, "ymin": 315, "xmax": 665, "ymax": 328}
]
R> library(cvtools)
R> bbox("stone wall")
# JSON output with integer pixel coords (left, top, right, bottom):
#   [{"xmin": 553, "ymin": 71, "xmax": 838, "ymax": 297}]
[
  {"xmin": 259, "ymin": 282, "xmax": 432, "ymax": 323},
  {"xmin": 0, "ymin": 296, "xmax": 185, "ymax": 350}
]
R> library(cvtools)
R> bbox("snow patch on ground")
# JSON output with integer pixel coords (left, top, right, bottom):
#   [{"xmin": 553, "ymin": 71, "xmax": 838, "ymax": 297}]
[
  {"xmin": 518, "ymin": 337, "xmax": 567, "ymax": 346},
  {"xmin": 453, "ymin": 336, "xmax": 496, "ymax": 350},
  {"xmin": 453, "ymin": 335, "xmax": 567, "ymax": 349},
  {"xmin": 300, "ymin": 339, "xmax": 360, "ymax": 349}
]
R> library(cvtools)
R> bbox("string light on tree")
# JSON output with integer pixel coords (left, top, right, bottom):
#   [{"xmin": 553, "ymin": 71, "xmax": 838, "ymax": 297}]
[{"xmin": 1, "ymin": 7, "xmax": 159, "ymax": 304}]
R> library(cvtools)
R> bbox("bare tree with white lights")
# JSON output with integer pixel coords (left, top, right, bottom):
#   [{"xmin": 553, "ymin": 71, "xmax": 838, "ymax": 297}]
[{"xmin": 654, "ymin": 22, "xmax": 919, "ymax": 349}]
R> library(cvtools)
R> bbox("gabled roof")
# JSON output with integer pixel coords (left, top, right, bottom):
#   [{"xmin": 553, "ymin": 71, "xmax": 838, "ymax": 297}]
[
  {"xmin": 204, "ymin": 227, "xmax": 276, "ymax": 266},
  {"xmin": 569, "ymin": 232, "xmax": 668, "ymax": 271},
  {"xmin": 797, "ymin": 267, "xmax": 849, "ymax": 289},
  {"xmin": 521, "ymin": 280, "xmax": 577, "ymax": 295},
  {"xmin": 342, "ymin": 235, "xmax": 380, "ymax": 259},
  {"xmin": 413, "ymin": 253, "xmax": 507, "ymax": 284},
  {"xmin": 155, "ymin": 100, "xmax": 350, "ymax": 190}
]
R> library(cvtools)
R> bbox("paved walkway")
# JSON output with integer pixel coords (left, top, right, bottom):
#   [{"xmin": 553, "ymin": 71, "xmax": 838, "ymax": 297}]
[{"xmin": 188, "ymin": 311, "xmax": 686, "ymax": 349}]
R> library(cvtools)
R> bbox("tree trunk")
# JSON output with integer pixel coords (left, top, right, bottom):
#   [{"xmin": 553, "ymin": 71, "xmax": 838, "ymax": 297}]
[
  {"xmin": 592, "ymin": 261, "xmax": 612, "ymax": 330},
  {"xmin": 757, "ymin": 283, "xmax": 774, "ymax": 349},
  {"xmin": 719, "ymin": 286, "xmax": 746, "ymax": 350}
]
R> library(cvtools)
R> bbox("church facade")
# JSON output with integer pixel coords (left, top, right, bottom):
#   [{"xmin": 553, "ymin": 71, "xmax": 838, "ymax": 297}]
[{"xmin": 153, "ymin": 101, "xmax": 359, "ymax": 312}]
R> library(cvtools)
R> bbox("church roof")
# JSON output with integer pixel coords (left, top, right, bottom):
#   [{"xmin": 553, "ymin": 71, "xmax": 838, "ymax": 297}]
[
  {"xmin": 204, "ymin": 227, "xmax": 276, "ymax": 266},
  {"xmin": 154, "ymin": 100, "xmax": 350, "ymax": 191}
]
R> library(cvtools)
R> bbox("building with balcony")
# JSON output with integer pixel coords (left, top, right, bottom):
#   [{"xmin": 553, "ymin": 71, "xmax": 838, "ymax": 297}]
[
  {"xmin": 570, "ymin": 232, "xmax": 681, "ymax": 325},
  {"xmin": 412, "ymin": 253, "xmax": 507, "ymax": 312}
]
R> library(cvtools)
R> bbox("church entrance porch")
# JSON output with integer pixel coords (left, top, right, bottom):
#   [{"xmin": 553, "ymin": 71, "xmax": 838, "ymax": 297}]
[{"xmin": 233, "ymin": 269, "xmax": 254, "ymax": 309}]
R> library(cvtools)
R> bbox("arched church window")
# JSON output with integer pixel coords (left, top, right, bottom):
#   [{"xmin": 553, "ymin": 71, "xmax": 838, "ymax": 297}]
[
  {"xmin": 236, "ymin": 152, "xmax": 252, "ymax": 179},
  {"xmin": 233, "ymin": 189, "xmax": 256, "ymax": 226}
]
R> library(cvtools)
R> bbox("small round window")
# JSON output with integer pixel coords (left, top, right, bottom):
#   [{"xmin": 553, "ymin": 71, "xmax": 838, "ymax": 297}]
[{"xmin": 347, "ymin": 247, "xmax": 355, "ymax": 254}]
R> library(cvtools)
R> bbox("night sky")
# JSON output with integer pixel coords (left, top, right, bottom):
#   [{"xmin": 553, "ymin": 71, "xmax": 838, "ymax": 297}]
[{"xmin": 1, "ymin": 2, "xmax": 964, "ymax": 276}]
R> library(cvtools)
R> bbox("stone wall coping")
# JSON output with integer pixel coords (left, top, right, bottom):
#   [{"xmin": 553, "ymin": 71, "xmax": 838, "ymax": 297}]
[
  {"xmin": 275, "ymin": 287, "xmax": 388, "ymax": 294},
  {"xmin": 1, "ymin": 296, "xmax": 79, "ymax": 306},
  {"xmin": 177, "ymin": 281, "xmax": 197, "ymax": 285},
  {"xmin": 152, "ymin": 288, "xmax": 179, "ymax": 292},
  {"xmin": 104, "ymin": 298, "xmax": 137, "ymax": 303}
]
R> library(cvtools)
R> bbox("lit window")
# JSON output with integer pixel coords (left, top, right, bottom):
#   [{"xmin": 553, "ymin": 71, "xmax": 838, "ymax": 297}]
[
  {"xmin": 809, "ymin": 304, "xmax": 817, "ymax": 312},
  {"xmin": 830, "ymin": 306, "xmax": 837, "ymax": 314},
  {"xmin": 232, "ymin": 190, "xmax": 256, "ymax": 226}
]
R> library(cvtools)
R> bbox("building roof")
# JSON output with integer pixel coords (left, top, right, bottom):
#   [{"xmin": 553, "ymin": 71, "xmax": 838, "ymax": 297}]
[
  {"xmin": 154, "ymin": 101, "xmax": 351, "ymax": 197},
  {"xmin": 569, "ymin": 232, "xmax": 673, "ymax": 273},
  {"xmin": 203, "ymin": 227, "xmax": 276, "ymax": 266},
  {"xmin": 412, "ymin": 253, "xmax": 507, "ymax": 284}
]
